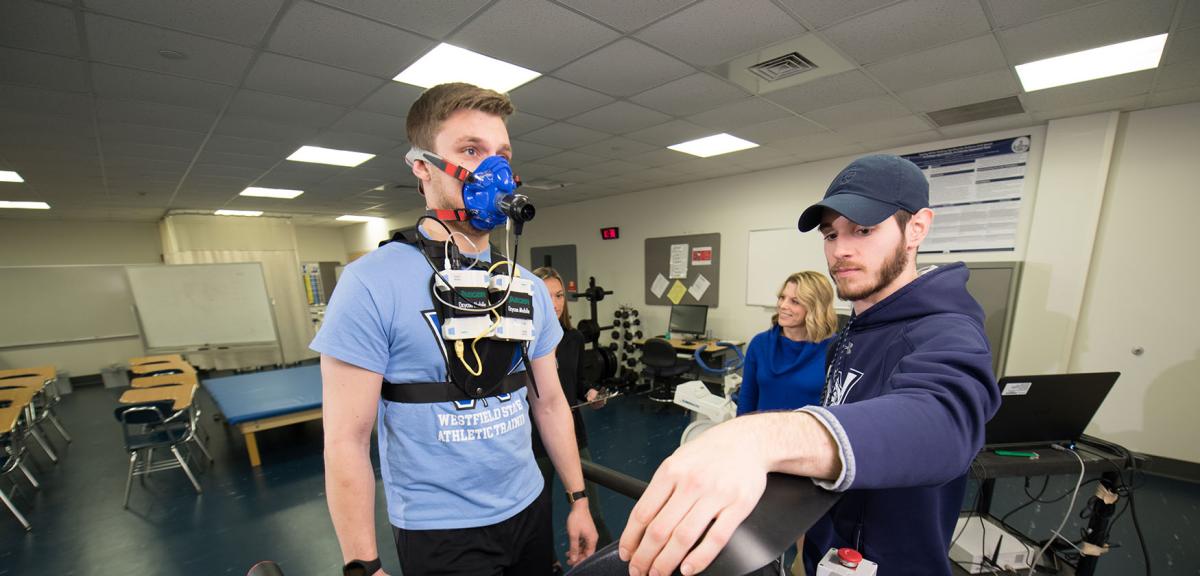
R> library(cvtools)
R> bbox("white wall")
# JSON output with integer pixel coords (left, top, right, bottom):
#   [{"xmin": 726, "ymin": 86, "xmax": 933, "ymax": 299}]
[
  {"xmin": 0, "ymin": 219, "xmax": 161, "ymax": 376},
  {"xmin": 294, "ymin": 225, "xmax": 350, "ymax": 263},
  {"xmin": 1073, "ymin": 102, "xmax": 1200, "ymax": 463}
]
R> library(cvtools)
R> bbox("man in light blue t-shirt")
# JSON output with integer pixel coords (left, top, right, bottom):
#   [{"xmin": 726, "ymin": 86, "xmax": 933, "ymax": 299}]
[{"xmin": 313, "ymin": 83, "xmax": 596, "ymax": 576}]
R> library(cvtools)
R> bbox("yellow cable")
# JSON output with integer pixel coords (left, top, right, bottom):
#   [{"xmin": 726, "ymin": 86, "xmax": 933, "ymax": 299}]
[{"xmin": 455, "ymin": 311, "xmax": 502, "ymax": 377}]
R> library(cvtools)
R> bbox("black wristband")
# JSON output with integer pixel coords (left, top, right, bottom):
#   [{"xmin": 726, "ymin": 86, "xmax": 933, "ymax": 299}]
[
  {"xmin": 566, "ymin": 489, "xmax": 588, "ymax": 504},
  {"xmin": 343, "ymin": 558, "xmax": 381, "ymax": 576}
]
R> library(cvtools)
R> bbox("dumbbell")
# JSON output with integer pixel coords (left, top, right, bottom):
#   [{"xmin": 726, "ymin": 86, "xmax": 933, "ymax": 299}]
[
  {"xmin": 632, "ymin": 318, "xmax": 641, "ymax": 327},
  {"xmin": 611, "ymin": 331, "xmax": 620, "ymax": 340},
  {"xmin": 630, "ymin": 309, "xmax": 639, "ymax": 318},
  {"xmin": 625, "ymin": 358, "xmax": 638, "ymax": 369},
  {"xmin": 633, "ymin": 330, "xmax": 643, "ymax": 339},
  {"xmin": 607, "ymin": 343, "xmax": 618, "ymax": 352}
]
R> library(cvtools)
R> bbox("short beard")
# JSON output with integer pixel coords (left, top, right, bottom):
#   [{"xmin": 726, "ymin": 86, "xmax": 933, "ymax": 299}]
[{"xmin": 834, "ymin": 238, "xmax": 908, "ymax": 302}]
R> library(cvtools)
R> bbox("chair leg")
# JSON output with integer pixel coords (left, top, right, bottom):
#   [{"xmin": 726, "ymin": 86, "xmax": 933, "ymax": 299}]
[
  {"xmin": 1, "ymin": 480, "xmax": 31, "ymax": 531},
  {"xmin": 192, "ymin": 434, "xmax": 213, "ymax": 462},
  {"xmin": 29, "ymin": 428, "xmax": 57, "ymax": 463},
  {"xmin": 141, "ymin": 448, "xmax": 153, "ymax": 483},
  {"xmin": 46, "ymin": 411, "xmax": 71, "ymax": 443},
  {"xmin": 172, "ymin": 446, "xmax": 202, "ymax": 494},
  {"xmin": 123, "ymin": 451, "xmax": 137, "ymax": 509},
  {"xmin": 18, "ymin": 461, "xmax": 39, "ymax": 490}
]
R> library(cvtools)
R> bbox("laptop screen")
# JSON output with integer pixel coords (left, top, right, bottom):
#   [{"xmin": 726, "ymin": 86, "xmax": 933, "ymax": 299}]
[{"xmin": 985, "ymin": 372, "xmax": 1119, "ymax": 447}]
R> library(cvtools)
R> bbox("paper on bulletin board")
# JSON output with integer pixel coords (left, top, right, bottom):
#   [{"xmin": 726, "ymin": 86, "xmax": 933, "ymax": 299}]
[
  {"xmin": 650, "ymin": 274, "xmax": 669, "ymax": 299},
  {"xmin": 691, "ymin": 246, "xmax": 712, "ymax": 266},
  {"xmin": 667, "ymin": 280, "xmax": 687, "ymax": 305},
  {"xmin": 669, "ymin": 244, "xmax": 689, "ymax": 279},
  {"xmin": 688, "ymin": 274, "xmax": 710, "ymax": 300}
]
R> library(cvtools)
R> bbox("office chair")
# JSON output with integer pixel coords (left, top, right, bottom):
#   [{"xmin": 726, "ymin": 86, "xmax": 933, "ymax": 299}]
[{"xmin": 641, "ymin": 338, "xmax": 692, "ymax": 404}]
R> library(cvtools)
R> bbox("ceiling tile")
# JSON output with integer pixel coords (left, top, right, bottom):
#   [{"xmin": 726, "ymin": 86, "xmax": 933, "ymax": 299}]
[
  {"xmin": 866, "ymin": 34, "xmax": 1008, "ymax": 94},
  {"xmin": 213, "ymin": 114, "xmax": 318, "ymax": 143},
  {"xmin": 632, "ymin": 147, "xmax": 694, "ymax": 166},
  {"xmin": 268, "ymin": 1, "xmax": 433, "ymax": 78},
  {"xmin": 997, "ymin": 0, "xmax": 1175, "ymax": 64},
  {"xmin": 358, "ymin": 81, "xmax": 424, "ymax": 118},
  {"xmin": 193, "ymin": 150, "xmax": 280, "ymax": 170},
  {"xmin": 804, "ymin": 95, "xmax": 913, "ymax": 129},
  {"xmin": 509, "ymin": 77, "xmax": 614, "ymax": 120},
  {"xmin": 85, "ymin": 13, "xmax": 253, "ymax": 85},
  {"xmin": 1163, "ymin": 26, "xmax": 1200, "ymax": 67},
  {"xmin": 553, "ymin": 39, "xmax": 693, "ymax": 97},
  {"xmin": 772, "ymin": 131, "xmax": 866, "ymax": 160},
  {"xmin": 520, "ymin": 122, "xmax": 611, "ymax": 148},
  {"xmin": 92, "ymin": 63, "xmax": 234, "ymax": 111},
  {"xmin": 1, "ymin": 111, "xmax": 94, "ymax": 137},
  {"xmin": 1182, "ymin": 0, "xmax": 1200, "ymax": 30},
  {"xmin": 568, "ymin": 101, "xmax": 671, "ymax": 134},
  {"xmin": 555, "ymin": 0, "xmax": 696, "ymax": 32},
  {"xmin": 330, "ymin": 109, "xmax": 407, "ymax": 140},
  {"xmin": 0, "ymin": 47, "xmax": 89, "ymax": 92},
  {"xmin": 823, "ymin": 0, "xmax": 990, "ymax": 65},
  {"xmin": 777, "ymin": 0, "xmax": 898, "ymax": 29},
  {"xmin": 205, "ymin": 134, "xmax": 297, "ymax": 157},
  {"xmin": 451, "ymin": 0, "xmax": 620, "ymax": 71},
  {"xmin": 1028, "ymin": 94, "xmax": 1147, "ymax": 122},
  {"xmin": 188, "ymin": 163, "xmax": 266, "ymax": 180},
  {"xmin": 637, "ymin": 0, "xmax": 805, "ymax": 66},
  {"xmin": 1019, "ymin": 69, "xmax": 1156, "ymax": 112},
  {"xmin": 836, "ymin": 114, "xmax": 932, "ymax": 141},
  {"xmin": 936, "ymin": 113, "xmax": 1037, "ymax": 139},
  {"xmin": 310, "ymin": 0, "xmax": 491, "ymax": 38},
  {"xmin": 630, "ymin": 73, "xmax": 748, "ymax": 116},
  {"xmin": 0, "ymin": 0, "xmax": 80, "ymax": 57},
  {"xmin": 306, "ymin": 131, "xmax": 399, "ymax": 154},
  {"xmin": 227, "ymin": 89, "xmax": 348, "ymax": 128},
  {"xmin": 95, "ymin": 99, "xmax": 217, "ymax": 132},
  {"xmin": 572, "ymin": 137, "xmax": 660, "ymax": 160},
  {"xmin": 0, "ymin": 85, "xmax": 93, "ymax": 120},
  {"xmin": 1148, "ymin": 86, "xmax": 1200, "ymax": 108},
  {"xmin": 983, "ymin": 0, "xmax": 1105, "ymax": 30},
  {"xmin": 897, "ymin": 70, "xmax": 1021, "ymax": 112},
  {"xmin": 625, "ymin": 119, "xmax": 712, "ymax": 146},
  {"xmin": 103, "ymin": 140, "xmax": 198, "ymax": 162},
  {"xmin": 537, "ymin": 150, "xmax": 607, "ymax": 169},
  {"xmin": 686, "ymin": 98, "xmax": 792, "ymax": 131},
  {"xmin": 243, "ymin": 52, "xmax": 386, "ymax": 106},
  {"xmin": 729, "ymin": 115, "xmax": 827, "ymax": 143},
  {"xmin": 761, "ymin": 69, "xmax": 884, "ymax": 114},
  {"xmin": 515, "ymin": 162, "xmax": 570, "ymax": 179},
  {"xmin": 1154, "ymin": 60, "xmax": 1200, "ymax": 92},
  {"xmin": 506, "ymin": 111, "xmax": 555, "ymax": 136},
  {"xmin": 82, "ymin": 0, "xmax": 285, "ymax": 46},
  {"xmin": 509, "ymin": 140, "xmax": 561, "ymax": 162},
  {"xmin": 99, "ymin": 122, "xmax": 207, "ymax": 149}
]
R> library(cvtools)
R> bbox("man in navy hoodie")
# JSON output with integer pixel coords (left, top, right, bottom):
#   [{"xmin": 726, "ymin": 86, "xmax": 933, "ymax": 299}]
[{"xmin": 618, "ymin": 154, "xmax": 999, "ymax": 576}]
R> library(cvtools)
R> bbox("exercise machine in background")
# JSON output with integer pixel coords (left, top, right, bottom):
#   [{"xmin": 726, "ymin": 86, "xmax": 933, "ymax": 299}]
[
  {"xmin": 572, "ymin": 277, "xmax": 642, "ymax": 391},
  {"xmin": 673, "ymin": 342, "xmax": 745, "ymax": 445}
]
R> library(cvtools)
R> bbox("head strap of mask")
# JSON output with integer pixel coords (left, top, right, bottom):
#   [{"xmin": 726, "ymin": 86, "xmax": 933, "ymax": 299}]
[{"xmin": 405, "ymin": 147, "xmax": 531, "ymax": 233}]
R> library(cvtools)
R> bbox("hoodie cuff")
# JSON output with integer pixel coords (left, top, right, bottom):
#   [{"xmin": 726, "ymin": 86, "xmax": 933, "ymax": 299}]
[{"xmin": 798, "ymin": 406, "xmax": 856, "ymax": 492}]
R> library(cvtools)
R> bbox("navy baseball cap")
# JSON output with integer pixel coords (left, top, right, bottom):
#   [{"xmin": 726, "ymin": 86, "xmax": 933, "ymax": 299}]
[{"xmin": 797, "ymin": 154, "xmax": 929, "ymax": 232}]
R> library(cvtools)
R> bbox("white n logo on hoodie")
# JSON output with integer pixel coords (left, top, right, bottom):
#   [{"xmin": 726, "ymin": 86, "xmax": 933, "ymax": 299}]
[{"xmin": 828, "ymin": 369, "xmax": 863, "ymax": 406}]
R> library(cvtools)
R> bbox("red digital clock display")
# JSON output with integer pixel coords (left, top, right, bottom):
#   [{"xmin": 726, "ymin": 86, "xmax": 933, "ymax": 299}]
[{"xmin": 601, "ymin": 227, "xmax": 620, "ymax": 240}]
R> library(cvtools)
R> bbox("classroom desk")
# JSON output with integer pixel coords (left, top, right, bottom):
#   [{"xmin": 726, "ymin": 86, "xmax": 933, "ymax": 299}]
[
  {"xmin": 130, "ymin": 373, "xmax": 199, "ymax": 389},
  {"xmin": 118, "ymin": 383, "xmax": 197, "ymax": 412},
  {"xmin": 0, "ymin": 376, "xmax": 50, "ymax": 391},
  {"xmin": 0, "ymin": 389, "xmax": 38, "ymax": 431},
  {"xmin": 201, "ymin": 364, "xmax": 323, "ymax": 468},
  {"xmin": 0, "ymin": 365, "xmax": 55, "ymax": 382},
  {"xmin": 0, "ymin": 403, "xmax": 23, "ymax": 435},
  {"xmin": 128, "ymin": 354, "xmax": 185, "ymax": 366},
  {"xmin": 129, "ymin": 361, "xmax": 196, "ymax": 376},
  {"xmin": 952, "ymin": 440, "xmax": 1139, "ymax": 575}
]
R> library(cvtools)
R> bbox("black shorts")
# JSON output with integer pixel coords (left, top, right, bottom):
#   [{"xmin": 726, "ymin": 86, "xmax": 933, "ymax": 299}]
[{"xmin": 392, "ymin": 490, "xmax": 553, "ymax": 576}]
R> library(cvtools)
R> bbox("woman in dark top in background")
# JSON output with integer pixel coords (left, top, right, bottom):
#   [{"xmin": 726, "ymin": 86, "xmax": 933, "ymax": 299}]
[{"xmin": 532, "ymin": 267, "xmax": 612, "ymax": 568}]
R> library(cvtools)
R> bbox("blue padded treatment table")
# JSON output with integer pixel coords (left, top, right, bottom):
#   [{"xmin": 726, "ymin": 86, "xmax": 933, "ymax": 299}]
[{"xmin": 203, "ymin": 364, "xmax": 323, "ymax": 467}]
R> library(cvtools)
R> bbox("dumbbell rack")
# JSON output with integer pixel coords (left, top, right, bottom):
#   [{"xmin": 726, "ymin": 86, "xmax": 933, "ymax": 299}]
[{"xmin": 610, "ymin": 305, "xmax": 643, "ymax": 388}]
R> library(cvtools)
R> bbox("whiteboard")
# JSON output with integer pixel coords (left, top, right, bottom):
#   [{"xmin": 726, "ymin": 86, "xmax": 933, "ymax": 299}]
[
  {"xmin": 746, "ymin": 228, "xmax": 845, "ymax": 309},
  {"xmin": 0, "ymin": 266, "xmax": 139, "ymax": 348},
  {"xmin": 126, "ymin": 263, "xmax": 278, "ymax": 349}
]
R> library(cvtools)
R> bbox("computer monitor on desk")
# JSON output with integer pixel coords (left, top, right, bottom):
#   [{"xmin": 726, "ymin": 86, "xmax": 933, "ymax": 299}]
[{"xmin": 669, "ymin": 304, "xmax": 708, "ymax": 343}]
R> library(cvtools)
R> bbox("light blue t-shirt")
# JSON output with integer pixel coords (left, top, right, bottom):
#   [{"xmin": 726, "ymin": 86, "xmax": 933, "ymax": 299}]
[{"xmin": 310, "ymin": 240, "xmax": 562, "ymax": 530}]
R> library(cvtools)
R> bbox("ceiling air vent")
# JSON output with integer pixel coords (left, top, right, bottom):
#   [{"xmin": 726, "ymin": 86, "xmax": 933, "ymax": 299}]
[
  {"xmin": 747, "ymin": 52, "xmax": 817, "ymax": 82},
  {"xmin": 927, "ymin": 96, "xmax": 1025, "ymax": 127}
]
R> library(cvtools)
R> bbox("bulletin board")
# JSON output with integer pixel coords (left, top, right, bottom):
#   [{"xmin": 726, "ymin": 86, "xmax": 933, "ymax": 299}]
[{"xmin": 644, "ymin": 233, "xmax": 720, "ymax": 307}]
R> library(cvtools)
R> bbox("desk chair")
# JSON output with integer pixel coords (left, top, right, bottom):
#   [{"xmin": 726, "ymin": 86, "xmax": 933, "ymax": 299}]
[
  {"xmin": 114, "ymin": 402, "xmax": 203, "ymax": 508},
  {"xmin": 0, "ymin": 371, "xmax": 70, "ymax": 447},
  {"xmin": 0, "ymin": 407, "xmax": 40, "ymax": 531},
  {"xmin": 640, "ymin": 338, "xmax": 693, "ymax": 404}
]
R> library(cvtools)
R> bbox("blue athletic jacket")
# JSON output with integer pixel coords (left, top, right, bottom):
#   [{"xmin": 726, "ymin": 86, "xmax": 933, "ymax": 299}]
[{"xmin": 801, "ymin": 263, "xmax": 1000, "ymax": 575}]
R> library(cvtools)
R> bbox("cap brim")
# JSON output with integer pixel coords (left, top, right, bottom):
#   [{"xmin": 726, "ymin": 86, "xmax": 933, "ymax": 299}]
[{"xmin": 797, "ymin": 194, "xmax": 899, "ymax": 232}]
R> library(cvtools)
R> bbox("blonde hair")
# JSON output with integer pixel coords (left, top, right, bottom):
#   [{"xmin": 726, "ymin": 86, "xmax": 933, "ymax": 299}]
[
  {"xmin": 405, "ymin": 82, "xmax": 515, "ymax": 151},
  {"xmin": 532, "ymin": 266, "xmax": 571, "ymax": 330},
  {"xmin": 771, "ymin": 271, "xmax": 837, "ymax": 342}
]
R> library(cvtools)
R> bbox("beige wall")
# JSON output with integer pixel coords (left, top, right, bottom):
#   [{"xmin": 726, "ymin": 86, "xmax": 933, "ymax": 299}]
[
  {"xmin": 294, "ymin": 225, "xmax": 350, "ymax": 264},
  {"xmin": 0, "ymin": 219, "xmax": 161, "ymax": 376},
  {"xmin": 1073, "ymin": 102, "xmax": 1200, "ymax": 463}
]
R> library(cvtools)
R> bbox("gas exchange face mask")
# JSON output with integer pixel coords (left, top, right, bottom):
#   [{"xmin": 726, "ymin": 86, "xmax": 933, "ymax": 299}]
[{"xmin": 405, "ymin": 147, "xmax": 534, "ymax": 232}]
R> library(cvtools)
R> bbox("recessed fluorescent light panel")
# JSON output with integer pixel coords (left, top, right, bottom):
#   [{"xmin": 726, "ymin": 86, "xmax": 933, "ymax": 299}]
[
  {"xmin": 0, "ymin": 171, "xmax": 24, "ymax": 182},
  {"xmin": 0, "ymin": 201, "xmax": 49, "ymax": 209},
  {"xmin": 240, "ymin": 186, "xmax": 304, "ymax": 199},
  {"xmin": 214, "ymin": 209, "xmax": 263, "ymax": 217},
  {"xmin": 287, "ymin": 146, "xmax": 375, "ymax": 168},
  {"xmin": 336, "ymin": 215, "xmax": 382, "ymax": 222},
  {"xmin": 394, "ymin": 43, "xmax": 541, "ymax": 93},
  {"xmin": 668, "ymin": 133, "xmax": 760, "ymax": 158},
  {"xmin": 1015, "ymin": 33, "xmax": 1168, "ymax": 92}
]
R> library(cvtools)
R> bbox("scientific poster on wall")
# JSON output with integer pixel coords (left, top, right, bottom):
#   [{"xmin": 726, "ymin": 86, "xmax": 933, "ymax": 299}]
[{"xmin": 902, "ymin": 135, "xmax": 1031, "ymax": 253}]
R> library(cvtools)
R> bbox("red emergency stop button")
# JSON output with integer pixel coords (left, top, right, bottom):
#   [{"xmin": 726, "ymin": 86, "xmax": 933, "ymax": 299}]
[{"xmin": 837, "ymin": 547, "xmax": 863, "ymax": 568}]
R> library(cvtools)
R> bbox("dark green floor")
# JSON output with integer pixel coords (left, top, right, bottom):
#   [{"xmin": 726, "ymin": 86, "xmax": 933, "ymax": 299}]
[{"xmin": 0, "ymin": 382, "xmax": 1195, "ymax": 575}]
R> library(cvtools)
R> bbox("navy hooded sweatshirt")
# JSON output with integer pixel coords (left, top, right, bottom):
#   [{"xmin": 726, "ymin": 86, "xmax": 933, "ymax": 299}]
[{"xmin": 800, "ymin": 263, "xmax": 999, "ymax": 575}]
